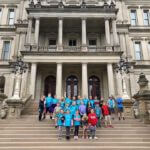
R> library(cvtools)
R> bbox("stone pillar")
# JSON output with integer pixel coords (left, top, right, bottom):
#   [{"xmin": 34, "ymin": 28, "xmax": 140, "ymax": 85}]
[
  {"xmin": 81, "ymin": 18, "xmax": 87, "ymax": 51},
  {"xmin": 30, "ymin": 63, "xmax": 37, "ymax": 99},
  {"xmin": 27, "ymin": 17, "xmax": 33, "ymax": 43},
  {"xmin": 82, "ymin": 63, "xmax": 88, "ymax": 98},
  {"xmin": 57, "ymin": 18, "xmax": 63, "ymax": 51},
  {"xmin": 112, "ymin": 18, "xmax": 119, "ymax": 45},
  {"xmin": 56, "ymin": 63, "xmax": 62, "ymax": 99},
  {"xmin": 107, "ymin": 63, "xmax": 115, "ymax": 96},
  {"xmin": 105, "ymin": 18, "xmax": 111, "ymax": 45},
  {"xmin": 34, "ymin": 17, "xmax": 40, "ymax": 45}
]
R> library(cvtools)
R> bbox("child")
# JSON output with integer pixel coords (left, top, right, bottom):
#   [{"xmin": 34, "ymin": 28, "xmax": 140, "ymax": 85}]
[
  {"xmin": 74, "ymin": 110, "xmax": 81, "ymax": 140},
  {"xmin": 88, "ymin": 109, "xmax": 98, "ymax": 140},
  {"xmin": 95, "ymin": 103, "xmax": 102, "ymax": 127},
  {"xmin": 56, "ymin": 109, "xmax": 64, "ymax": 140},
  {"xmin": 70, "ymin": 101, "xmax": 78, "ymax": 117},
  {"xmin": 38, "ymin": 95, "xmax": 45, "ymax": 121},
  {"xmin": 102, "ymin": 101, "xmax": 113, "ymax": 128},
  {"xmin": 53, "ymin": 103, "xmax": 61, "ymax": 128},
  {"xmin": 82, "ymin": 113, "xmax": 88, "ymax": 139},
  {"xmin": 79, "ymin": 101, "xmax": 86, "ymax": 118},
  {"xmin": 60, "ymin": 97, "xmax": 65, "ymax": 110},
  {"xmin": 64, "ymin": 110, "xmax": 72, "ymax": 140}
]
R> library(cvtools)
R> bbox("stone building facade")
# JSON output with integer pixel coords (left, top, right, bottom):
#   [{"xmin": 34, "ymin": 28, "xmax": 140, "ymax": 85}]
[{"xmin": 0, "ymin": 0, "xmax": 150, "ymax": 101}]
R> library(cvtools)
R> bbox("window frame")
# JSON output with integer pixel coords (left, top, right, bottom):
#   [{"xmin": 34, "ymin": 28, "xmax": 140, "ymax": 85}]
[
  {"xmin": 1, "ymin": 41, "xmax": 11, "ymax": 61},
  {"xmin": 130, "ymin": 9, "xmax": 137, "ymax": 26},
  {"xmin": 0, "ymin": 8, "xmax": 2, "ymax": 24},
  {"xmin": 88, "ymin": 39, "xmax": 97, "ymax": 47},
  {"xmin": 134, "ymin": 41, "xmax": 143, "ymax": 60},
  {"xmin": 68, "ymin": 39, "xmax": 77, "ymax": 47},
  {"xmin": 7, "ymin": 8, "xmax": 15, "ymax": 25},
  {"xmin": 48, "ymin": 39, "xmax": 57, "ymax": 46},
  {"xmin": 147, "ymin": 41, "xmax": 150, "ymax": 57},
  {"xmin": 143, "ymin": 10, "xmax": 150, "ymax": 26}
]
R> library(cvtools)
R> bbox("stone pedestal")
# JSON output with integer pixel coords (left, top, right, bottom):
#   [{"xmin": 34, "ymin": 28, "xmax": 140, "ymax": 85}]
[
  {"xmin": 6, "ymin": 99, "xmax": 23, "ymax": 119},
  {"xmin": 123, "ymin": 99, "xmax": 134, "ymax": 118},
  {"xmin": 133, "ymin": 73, "xmax": 150, "ymax": 124}
]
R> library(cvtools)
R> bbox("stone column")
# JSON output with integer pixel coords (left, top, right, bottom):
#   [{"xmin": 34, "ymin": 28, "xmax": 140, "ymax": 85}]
[
  {"xmin": 105, "ymin": 18, "xmax": 111, "ymax": 45},
  {"xmin": 112, "ymin": 18, "xmax": 119, "ymax": 45},
  {"xmin": 56, "ymin": 63, "xmax": 62, "ymax": 99},
  {"xmin": 82, "ymin": 63, "xmax": 88, "ymax": 98},
  {"xmin": 81, "ymin": 18, "xmax": 87, "ymax": 51},
  {"xmin": 107, "ymin": 63, "xmax": 115, "ymax": 96},
  {"xmin": 34, "ymin": 17, "xmax": 40, "ymax": 45},
  {"xmin": 30, "ymin": 63, "xmax": 37, "ymax": 99},
  {"xmin": 57, "ymin": 18, "xmax": 63, "ymax": 51},
  {"xmin": 27, "ymin": 17, "xmax": 33, "ymax": 43}
]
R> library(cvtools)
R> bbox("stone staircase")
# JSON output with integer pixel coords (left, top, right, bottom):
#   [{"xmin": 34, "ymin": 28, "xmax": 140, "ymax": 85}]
[{"xmin": 0, "ymin": 115, "xmax": 150, "ymax": 150}]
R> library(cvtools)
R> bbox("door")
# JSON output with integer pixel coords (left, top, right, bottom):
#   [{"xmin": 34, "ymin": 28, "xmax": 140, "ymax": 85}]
[
  {"xmin": 88, "ymin": 75, "xmax": 100, "ymax": 99},
  {"xmin": 66, "ymin": 75, "xmax": 78, "ymax": 98},
  {"xmin": 44, "ymin": 75, "xmax": 56, "ymax": 97}
]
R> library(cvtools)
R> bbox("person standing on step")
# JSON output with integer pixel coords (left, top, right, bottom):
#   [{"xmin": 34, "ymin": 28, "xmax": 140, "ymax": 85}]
[
  {"xmin": 53, "ymin": 103, "xmax": 61, "ymax": 128},
  {"xmin": 76, "ymin": 95, "xmax": 81, "ymax": 109},
  {"xmin": 82, "ymin": 113, "xmax": 88, "ymax": 139},
  {"xmin": 64, "ymin": 110, "xmax": 73, "ymax": 140},
  {"xmin": 45, "ymin": 93, "xmax": 53, "ymax": 119},
  {"xmin": 102, "ymin": 101, "xmax": 113, "ymax": 128},
  {"xmin": 60, "ymin": 97, "xmax": 65, "ymax": 110},
  {"xmin": 83, "ymin": 96, "xmax": 89, "ymax": 114},
  {"xmin": 74, "ymin": 110, "xmax": 81, "ymax": 140},
  {"xmin": 95, "ymin": 103, "xmax": 102, "ymax": 128},
  {"xmin": 52, "ymin": 95, "xmax": 59, "ymax": 119},
  {"xmin": 89, "ymin": 96, "xmax": 95, "ymax": 109},
  {"xmin": 65, "ymin": 96, "xmax": 72, "ymax": 106},
  {"xmin": 38, "ymin": 95, "xmax": 45, "ymax": 121},
  {"xmin": 107, "ymin": 96, "xmax": 116, "ymax": 120},
  {"xmin": 88, "ymin": 109, "xmax": 98, "ymax": 140},
  {"xmin": 116, "ymin": 95, "xmax": 125, "ymax": 120},
  {"xmin": 56, "ymin": 109, "xmax": 65, "ymax": 140}
]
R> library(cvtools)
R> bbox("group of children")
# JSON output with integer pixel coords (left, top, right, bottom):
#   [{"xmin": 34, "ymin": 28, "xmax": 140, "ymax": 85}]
[{"xmin": 39, "ymin": 93, "xmax": 124, "ymax": 140}]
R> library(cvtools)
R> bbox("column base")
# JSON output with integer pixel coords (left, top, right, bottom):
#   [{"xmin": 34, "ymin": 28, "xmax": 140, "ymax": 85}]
[
  {"xmin": 57, "ymin": 45, "xmax": 63, "ymax": 51},
  {"xmin": 81, "ymin": 46, "xmax": 88, "ymax": 52},
  {"xmin": 106, "ymin": 45, "xmax": 112, "ymax": 51}
]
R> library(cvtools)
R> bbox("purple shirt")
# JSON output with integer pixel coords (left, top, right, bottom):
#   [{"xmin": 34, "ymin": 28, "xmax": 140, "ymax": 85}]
[{"xmin": 79, "ymin": 104, "xmax": 86, "ymax": 115}]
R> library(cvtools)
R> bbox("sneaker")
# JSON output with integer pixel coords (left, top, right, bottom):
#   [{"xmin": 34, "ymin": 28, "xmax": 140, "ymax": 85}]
[
  {"xmin": 55, "ymin": 126, "xmax": 58, "ymax": 128},
  {"xmin": 94, "ymin": 137, "xmax": 98, "ymax": 140},
  {"xmin": 52, "ymin": 117, "xmax": 55, "ymax": 120},
  {"xmin": 89, "ymin": 137, "xmax": 92, "ymax": 140}
]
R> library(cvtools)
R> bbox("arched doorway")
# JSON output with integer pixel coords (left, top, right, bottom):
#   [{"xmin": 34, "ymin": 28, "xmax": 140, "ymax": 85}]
[
  {"xmin": 88, "ymin": 75, "xmax": 100, "ymax": 99},
  {"xmin": 44, "ymin": 75, "xmax": 56, "ymax": 97},
  {"xmin": 66, "ymin": 75, "xmax": 78, "ymax": 98},
  {"xmin": 0, "ymin": 76, "xmax": 5, "ymax": 93}
]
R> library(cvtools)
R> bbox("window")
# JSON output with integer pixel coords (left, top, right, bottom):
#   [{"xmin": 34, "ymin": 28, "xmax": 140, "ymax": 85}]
[
  {"xmin": 8, "ymin": 9, "xmax": 15, "ymax": 25},
  {"xmin": 130, "ymin": 10, "xmax": 137, "ymax": 26},
  {"xmin": 49, "ymin": 39, "xmax": 56, "ymax": 46},
  {"xmin": 2, "ymin": 41, "xmax": 11, "ymax": 60},
  {"xmin": 0, "ymin": 8, "xmax": 2, "ymax": 22},
  {"xmin": 89, "ymin": 39, "xmax": 97, "ymax": 46},
  {"xmin": 0, "ymin": 76, "xmax": 5, "ymax": 93},
  {"xmin": 143, "ymin": 10, "xmax": 149, "ymax": 26},
  {"xmin": 134, "ymin": 42, "xmax": 142, "ymax": 60},
  {"xmin": 69, "ymin": 39, "xmax": 76, "ymax": 46},
  {"xmin": 148, "ymin": 42, "xmax": 150, "ymax": 54}
]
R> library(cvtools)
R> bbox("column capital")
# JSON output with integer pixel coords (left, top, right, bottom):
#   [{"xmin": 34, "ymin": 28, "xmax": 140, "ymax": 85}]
[
  {"xmin": 34, "ymin": 17, "xmax": 40, "ymax": 20},
  {"xmin": 56, "ymin": 62, "xmax": 63, "ymax": 65},
  {"xmin": 82, "ymin": 62, "xmax": 88, "ymax": 64},
  {"xmin": 81, "ymin": 17, "xmax": 87, "ymax": 20},
  {"xmin": 58, "ymin": 17, "xmax": 63, "ymax": 20},
  {"xmin": 104, "ymin": 17, "xmax": 111, "ymax": 21}
]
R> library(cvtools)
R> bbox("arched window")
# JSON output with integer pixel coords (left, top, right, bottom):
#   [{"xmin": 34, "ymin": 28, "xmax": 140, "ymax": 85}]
[
  {"xmin": 66, "ymin": 75, "xmax": 78, "ymax": 98},
  {"xmin": 0, "ymin": 76, "xmax": 5, "ymax": 93},
  {"xmin": 44, "ymin": 75, "xmax": 56, "ymax": 97},
  {"xmin": 88, "ymin": 75, "xmax": 100, "ymax": 99}
]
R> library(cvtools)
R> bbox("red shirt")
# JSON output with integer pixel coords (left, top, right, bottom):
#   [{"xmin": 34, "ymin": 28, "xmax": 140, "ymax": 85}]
[
  {"xmin": 102, "ymin": 105, "xmax": 109, "ymax": 116},
  {"xmin": 88, "ymin": 113, "xmax": 98, "ymax": 126}
]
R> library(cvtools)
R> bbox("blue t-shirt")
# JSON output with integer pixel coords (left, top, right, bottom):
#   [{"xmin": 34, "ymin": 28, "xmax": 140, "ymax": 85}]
[
  {"xmin": 64, "ymin": 106, "xmax": 71, "ymax": 113},
  {"xmin": 95, "ymin": 106, "xmax": 101, "ymax": 118},
  {"xmin": 45, "ymin": 96, "xmax": 53, "ymax": 108},
  {"xmin": 53, "ymin": 98, "xmax": 58, "ymax": 104},
  {"xmin": 76, "ymin": 99, "xmax": 81, "ymax": 106},
  {"xmin": 116, "ymin": 97, "xmax": 124, "ymax": 108},
  {"xmin": 74, "ymin": 114, "xmax": 81, "ymax": 126},
  {"xmin": 89, "ymin": 99, "xmax": 95, "ymax": 108},
  {"xmin": 108, "ymin": 99, "xmax": 115, "ymax": 108},
  {"xmin": 70, "ymin": 105, "xmax": 77, "ymax": 115},
  {"xmin": 64, "ymin": 114, "xmax": 72, "ymax": 127},
  {"xmin": 83, "ymin": 98, "xmax": 89, "ymax": 106},
  {"xmin": 56, "ymin": 113, "xmax": 64, "ymax": 126},
  {"xmin": 65, "ymin": 97, "xmax": 72, "ymax": 106},
  {"xmin": 60, "ymin": 101, "xmax": 65, "ymax": 109}
]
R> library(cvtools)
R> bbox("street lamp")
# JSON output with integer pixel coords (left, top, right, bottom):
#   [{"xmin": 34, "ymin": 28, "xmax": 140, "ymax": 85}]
[
  {"xmin": 115, "ymin": 56, "xmax": 131, "ymax": 99},
  {"xmin": 10, "ymin": 56, "xmax": 28, "ymax": 100}
]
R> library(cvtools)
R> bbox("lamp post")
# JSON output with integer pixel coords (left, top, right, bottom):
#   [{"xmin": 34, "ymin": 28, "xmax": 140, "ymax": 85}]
[
  {"xmin": 115, "ymin": 56, "xmax": 131, "ymax": 100},
  {"xmin": 10, "ymin": 56, "xmax": 28, "ymax": 100}
]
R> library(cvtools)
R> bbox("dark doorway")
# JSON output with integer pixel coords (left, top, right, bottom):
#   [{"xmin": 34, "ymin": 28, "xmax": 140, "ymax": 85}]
[
  {"xmin": 44, "ymin": 75, "xmax": 56, "ymax": 97},
  {"xmin": 66, "ymin": 75, "xmax": 78, "ymax": 98},
  {"xmin": 0, "ymin": 76, "xmax": 5, "ymax": 93},
  {"xmin": 88, "ymin": 75, "xmax": 100, "ymax": 99}
]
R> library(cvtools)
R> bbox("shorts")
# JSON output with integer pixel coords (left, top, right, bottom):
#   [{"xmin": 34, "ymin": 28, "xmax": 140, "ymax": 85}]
[
  {"xmin": 49, "ymin": 105, "xmax": 55, "ymax": 113},
  {"xmin": 104, "ymin": 115, "xmax": 111, "ymax": 121},
  {"xmin": 46, "ymin": 107, "xmax": 50, "ymax": 113},
  {"xmin": 118, "ymin": 107, "xmax": 124, "ymax": 113},
  {"xmin": 109, "ymin": 108, "xmax": 115, "ymax": 114}
]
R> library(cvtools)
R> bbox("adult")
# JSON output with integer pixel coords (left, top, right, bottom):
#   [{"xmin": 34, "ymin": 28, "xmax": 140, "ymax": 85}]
[
  {"xmin": 116, "ymin": 95, "xmax": 125, "ymax": 120},
  {"xmin": 38, "ymin": 95, "xmax": 45, "ymax": 121}
]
